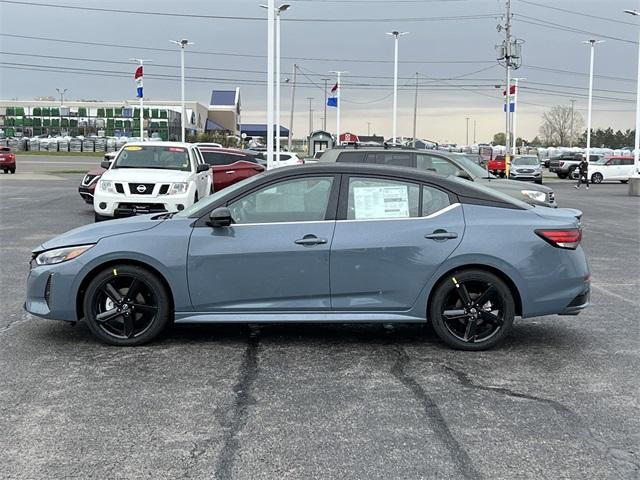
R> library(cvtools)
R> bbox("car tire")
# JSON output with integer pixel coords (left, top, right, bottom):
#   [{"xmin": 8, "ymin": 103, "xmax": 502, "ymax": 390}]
[
  {"xmin": 429, "ymin": 269, "xmax": 515, "ymax": 351},
  {"xmin": 83, "ymin": 264, "xmax": 171, "ymax": 346},
  {"xmin": 557, "ymin": 173, "xmax": 568, "ymax": 179},
  {"xmin": 568, "ymin": 166, "xmax": 578, "ymax": 180},
  {"xmin": 591, "ymin": 173, "xmax": 603, "ymax": 184},
  {"xmin": 194, "ymin": 192, "xmax": 199, "ymax": 203},
  {"xmin": 3, "ymin": 169, "xmax": 7, "ymax": 174},
  {"xmin": 94, "ymin": 212, "xmax": 111, "ymax": 222},
  {"xmin": 10, "ymin": 168, "xmax": 15, "ymax": 174},
  {"xmin": 535, "ymin": 178, "xmax": 542, "ymax": 185}
]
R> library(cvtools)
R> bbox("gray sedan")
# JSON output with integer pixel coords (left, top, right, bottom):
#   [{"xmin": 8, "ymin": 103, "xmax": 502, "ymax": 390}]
[{"xmin": 26, "ymin": 164, "xmax": 589, "ymax": 350}]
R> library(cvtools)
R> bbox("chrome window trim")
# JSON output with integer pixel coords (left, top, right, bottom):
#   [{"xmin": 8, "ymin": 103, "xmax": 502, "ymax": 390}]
[{"xmin": 336, "ymin": 203, "xmax": 461, "ymax": 223}]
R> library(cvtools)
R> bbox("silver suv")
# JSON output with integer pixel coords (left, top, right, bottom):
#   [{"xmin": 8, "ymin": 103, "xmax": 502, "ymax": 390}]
[{"xmin": 319, "ymin": 147, "xmax": 557, "ymax": 208}]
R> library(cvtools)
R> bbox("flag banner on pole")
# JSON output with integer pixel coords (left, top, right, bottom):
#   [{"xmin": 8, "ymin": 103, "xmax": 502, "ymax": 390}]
[
  {"xmin": 135, "ymin": 66, "xmax": 143, "ymax": 98},
  {"xmin": 327, "ymin": 96, "xmax": 338, "ymax": 107},
  {"xmin": 502, "ymin": 84, "xmax": 516, "ymax": 96},
  {"xmin": 503, "ymin": 102, "xmax": 515, "ymax": 112},
  {"xmin": 331, "ymin": 82, "xmax": 338, "ymax": 93}
]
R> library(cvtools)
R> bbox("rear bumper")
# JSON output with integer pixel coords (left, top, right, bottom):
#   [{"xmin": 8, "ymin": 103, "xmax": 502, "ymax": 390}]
[
  {"xmin": 558, "ymin": 287, "xmax": 590, "ymax": 315},
  {"xmin": 0, "ymin": 160, "xmax": 16, "ymax": 168}
]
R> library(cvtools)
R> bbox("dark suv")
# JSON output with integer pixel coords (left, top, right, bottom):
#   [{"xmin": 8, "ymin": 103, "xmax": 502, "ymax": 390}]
[{"xmin": 319, "ymin": 147, "xmax": 557, "ymax": 208}]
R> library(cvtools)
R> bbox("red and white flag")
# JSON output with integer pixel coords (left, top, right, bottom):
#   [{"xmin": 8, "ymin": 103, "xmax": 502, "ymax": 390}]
[{"xmin": 135, "ymin": 66, "xmax": 143, "ymax": 98}]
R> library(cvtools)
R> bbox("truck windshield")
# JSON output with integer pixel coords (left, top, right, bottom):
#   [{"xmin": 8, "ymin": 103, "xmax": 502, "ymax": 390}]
[{"xmin": 114, "ymin": 146, "xmax": 191, "ymax": 171}]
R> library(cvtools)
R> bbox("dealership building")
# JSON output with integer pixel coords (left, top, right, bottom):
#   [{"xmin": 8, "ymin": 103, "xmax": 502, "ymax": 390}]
[{"xmin": 0, "ymin": 89, "xmax": 242, "ymax": 140}]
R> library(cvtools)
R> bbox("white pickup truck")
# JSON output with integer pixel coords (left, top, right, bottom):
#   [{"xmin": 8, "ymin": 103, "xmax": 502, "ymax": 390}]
[{"xmin": 93, "ymin": 142, "xmax": 212, "ymax": 222}]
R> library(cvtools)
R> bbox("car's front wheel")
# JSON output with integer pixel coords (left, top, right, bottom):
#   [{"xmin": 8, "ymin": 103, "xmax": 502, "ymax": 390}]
[
  {"xmin": 83, "ymin": 265, "xmax": 171, "ymax": 346},
  {"xmin": 429, "ymin": 270, "xmax": 515, "ymax": 351},
  {"xmin": 557, "ymin": 173, "xmax": 567, "ymax": 179},
  {"xmin": 591, "ymin": 173, "xmax": 603, "ymax": 184}
]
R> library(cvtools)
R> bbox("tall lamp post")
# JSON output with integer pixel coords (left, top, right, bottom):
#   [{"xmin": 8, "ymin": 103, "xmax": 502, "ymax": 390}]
[
  {"xmin": 511, "ymin": 77, "xmax": 525, "ymax": 155},
  {"xmin": 582, "ymin": 39, "xmax": 604, "ymax": 170},
  {"xmin": 55, "ymin": 88, "xmax": 68, "ymax": 106},
  {"xmin": 130, "ymin": 58, "xmax": 151, "ymax": 140},
  {"xmin": 624, "ymin": 9, "xmax": 640, "ymax": 195},
  {"xmin": 261, "ymin": 3, "xmax": 290, "ymax": 167},
  {"xmin": 386, "ymin": 31, "xmax": 408, "ymax": 144},
  {"xmin": 170, "ymin": 39, "xmax": 194, "ymax": 143}
]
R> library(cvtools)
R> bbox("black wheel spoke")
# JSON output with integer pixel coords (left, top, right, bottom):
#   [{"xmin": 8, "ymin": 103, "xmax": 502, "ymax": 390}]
[
  {"xmin": 463, "ymin": 319, "xmax": 478, "ymax": 342},
  {"xmin": 95, "ymin": 308, "xmax": 122, "ymax": 324},
  {"xmin": 127, "ymin": 278, "xmax": 143, "ymax": 301},
  {"xmin": 105, "ymin": 283, "xmax": 123, "ymax": 303},
  {"xmin": 480, "ymin": 311, "xmax": 503, "ymax": 326},
  {"xmin": 453, "ymin": 280, "xmax": 472, "ymax": 306},
  {"xmin": 131, "ymin": 303, "xmax": 157, "ymax": 315},
  {"xmin": 123, "ymin": 315, "xmax": 135, "ymax": 338},
  {"xmin": 474, "ymin": 285, "xmax": 496, "ymax": 308},
  {"xmin": 443, "ymin": 309, "xmax": 469, "ymax": 321}
]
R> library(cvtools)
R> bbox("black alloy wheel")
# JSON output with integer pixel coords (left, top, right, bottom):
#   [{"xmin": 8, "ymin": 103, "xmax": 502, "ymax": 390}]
[
  {"xmin": 83, "ymin": 265, "xmax": 170, "ymax": 346},
  {"xmin": 430, "ymin": 270, "xmax": 515, "ymax": 351},
  {"xmin": 591, "ymin": 173, "xmax": 603, "ymax": 184}
]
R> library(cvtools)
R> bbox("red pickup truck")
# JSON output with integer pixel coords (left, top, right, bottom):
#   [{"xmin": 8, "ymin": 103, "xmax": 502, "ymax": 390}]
[
  {"xmin": 487, "ymin": 155, "xmax": 506, "ymax": 177},
  {"xmin": 0, "ymin": 146, "xmax": 16, "ymax": 174}
]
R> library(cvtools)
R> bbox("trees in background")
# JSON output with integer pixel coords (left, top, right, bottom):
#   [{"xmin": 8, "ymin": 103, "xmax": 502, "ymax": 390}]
[
  {"xmin": 539, "ymin": 105, "xmax": 584, "ymax": 146},
  {"xmin": 578, "ymin": 128, "xmax": 635, "ymax": 149}
]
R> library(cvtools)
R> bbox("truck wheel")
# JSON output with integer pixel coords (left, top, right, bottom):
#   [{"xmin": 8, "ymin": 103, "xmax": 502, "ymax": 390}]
[
  {"xmin": 557, "ymin": 173, "xmax": 568, "ymax": 179},
  {"xmin": 568, "ymin": 167, "xmax": 578, "ymax": 180}
]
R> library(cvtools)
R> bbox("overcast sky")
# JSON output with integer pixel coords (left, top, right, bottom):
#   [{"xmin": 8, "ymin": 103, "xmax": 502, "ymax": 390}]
[{"xmin": 0, "ymin": 0, "xmax": 638, "ymax": 144}]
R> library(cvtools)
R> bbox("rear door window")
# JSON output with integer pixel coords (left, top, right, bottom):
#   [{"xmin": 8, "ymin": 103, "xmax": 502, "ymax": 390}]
[
  {"xmin": 346, "ymin": 177, "xmax": 420, "ymax": 220},
  {"xmin": 336, "ymin": 151, "xmax": 367, "ymax": 163}
]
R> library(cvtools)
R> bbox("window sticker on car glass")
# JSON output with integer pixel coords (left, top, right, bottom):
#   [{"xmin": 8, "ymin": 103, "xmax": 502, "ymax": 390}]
[
  {"xmin": 353, "ymin": 186, "xmax": 409, "ymax": 219},
  {"xmin": 124, "ymin": 146, "xmax": 142, "ymax": 151}
]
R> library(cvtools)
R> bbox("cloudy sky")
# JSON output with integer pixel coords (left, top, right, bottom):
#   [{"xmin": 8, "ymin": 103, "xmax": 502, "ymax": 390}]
[{"xmin": 0, "ymin": 0, "xmax": 637, "ymax": 144}]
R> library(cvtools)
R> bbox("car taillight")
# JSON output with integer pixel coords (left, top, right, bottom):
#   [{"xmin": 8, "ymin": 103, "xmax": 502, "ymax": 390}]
[{"xmin": 535, "ymin": 228, "xmax": 582, "ymax": 250}]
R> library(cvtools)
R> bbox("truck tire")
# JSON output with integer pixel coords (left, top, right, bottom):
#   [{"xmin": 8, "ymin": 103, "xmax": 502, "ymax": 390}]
[{"xmin": 557, "ymin": 173, "xmax": 568, "ymax": 179}]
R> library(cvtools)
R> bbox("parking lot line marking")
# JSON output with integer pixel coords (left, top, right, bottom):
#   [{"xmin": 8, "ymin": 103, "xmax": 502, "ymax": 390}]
[{"xmin": 591, "ymin": 284, "xmax": 637, "ymax": 305}]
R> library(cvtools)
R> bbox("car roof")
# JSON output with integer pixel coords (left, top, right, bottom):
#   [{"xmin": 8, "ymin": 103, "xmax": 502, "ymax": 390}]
[
  {"xmin": 198, "ymin": 147, "xmax": 249, "ymax": 155},
  {"xmin": 124, "ymin": 141, "xmax": 193, "ymax": 148}
]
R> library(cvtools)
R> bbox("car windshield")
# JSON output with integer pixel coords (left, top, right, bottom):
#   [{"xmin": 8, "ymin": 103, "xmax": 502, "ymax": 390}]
[
  {"xmin": 113, "ymin": 145, "xmax": 191, "ymax": 171},
  {"xmin": 513, "ymin": 156, "xmax": 539, "ymax": 166},
  {"xmin": 174, "ymin": 174, "xmax": 259, "ymax": 218},
  {"xmin": 452, "ymin": 155, "xmax": 495, "ymax": 178}
]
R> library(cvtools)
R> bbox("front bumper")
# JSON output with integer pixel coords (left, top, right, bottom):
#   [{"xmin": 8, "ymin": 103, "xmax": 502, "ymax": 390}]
[
  {"xmin": 25, "ymin": 260, "xmax": 82, "ymax": 322},
  {"xmin": 78, "ymin": 185, "xmax": 95, "ymax": 204},
  {"xmin": 510, "ymin": 171, "xmax": 542, "ymax": 181},
  {"xmin": 93, "ymin": 191, "xmax": 192, "ymax": 218}
]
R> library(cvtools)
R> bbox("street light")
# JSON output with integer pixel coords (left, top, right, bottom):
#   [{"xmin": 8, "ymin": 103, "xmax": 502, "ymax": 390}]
[
  {"xmin": 386, "ymin": 31, "xmax": 408, "ymax": 144},
  {"xmin": 170, "ymin": 39, "xmax": 194, "ymax": 143},
  {"xmin": 582, "ymin": 39, "xmax": 604, "ymax": 170},
  {"xmin": 624, "ymin": 9, "xmax": 640, "ymax": 195},
  {"xmin": 55, "ymin": 88, "xmax": 68, "ymax": 106},
  {"xmin": 261, "ymin": 3, "xmax": 290, "ymax": 167},
  {"xmin": 511, "ymin": 77, "xmax": 526, "ymax": 155}
]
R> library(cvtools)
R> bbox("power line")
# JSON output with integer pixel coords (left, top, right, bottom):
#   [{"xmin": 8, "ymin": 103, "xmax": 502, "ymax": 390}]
[
  {"xmin": 518, "ymin": 0, "xmax": 638, "ymax": 27},
  {"xmin": 0, "ymin": 32, "xmax": 497, "ymax": 65},
  {"xmin": 0, "ymin": 1, "xmax": 499, "ymax": 23}
]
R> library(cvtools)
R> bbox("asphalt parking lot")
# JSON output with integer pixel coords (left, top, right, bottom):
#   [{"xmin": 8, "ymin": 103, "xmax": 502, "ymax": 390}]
[{"xmin": 1, "ymin": 156, "xmax": 639, "ymax": 480}]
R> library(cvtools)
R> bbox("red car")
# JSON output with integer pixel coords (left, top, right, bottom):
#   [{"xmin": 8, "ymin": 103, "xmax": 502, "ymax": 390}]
[
  {"xmin": 0, "ymin": 146, "xmax": 16, "ymax": 174},
  {"xmin": 487, "ymin": 155, "xmax": 506, "ymax": 177},
  {"xmin": 197, "ymin": 147, "xmax": 265, "ymax": 191},
  {"xmin": 78, "ymin": 152, "xmax": 114, "ymax": 204}
]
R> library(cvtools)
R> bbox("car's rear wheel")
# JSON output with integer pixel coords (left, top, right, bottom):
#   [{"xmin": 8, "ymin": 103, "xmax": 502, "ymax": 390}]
[
  {"xmin": 10, "ymin": 168, "xmax": 15, "ymax": 174},
  {"xmin": 429, "ymin": 270, "xmax": 515, "ymax": 351},
  {"xmin": 557, "ymin": 173, "xmax": 567, "ymax": 179},
  {"xmin": 2, "ymin": 169, "xmax": 7, "ymax": 174},
  {"xmin": 591, "ymin": 173, "xmax": 603, "ymax": 184},
  {"xmin": 83, "ymin": 265, "xmax": 171, "ymax": 346}
]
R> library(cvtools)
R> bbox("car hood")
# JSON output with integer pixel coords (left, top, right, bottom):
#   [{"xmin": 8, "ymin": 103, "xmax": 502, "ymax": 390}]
[
  {"xmin": 477, "ymin": 177, "xmax": 552, "ymax": 193},
  {"xmin": 36, "ymin": 215, "xmax": 164, "ymax": 252},
  {"xmin": 102, "ymin": 168, "xmax": 193, "ymax": 183}
]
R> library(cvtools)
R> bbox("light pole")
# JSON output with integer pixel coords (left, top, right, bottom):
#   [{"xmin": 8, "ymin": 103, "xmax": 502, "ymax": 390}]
[
  {"xmin": 261, "ymin": 4, "xmax": 290, "ymax": 166},
  {"xmin": 465, "ymin": 117, "xmax": 470, "ymax": 146},
  {"xmin": 307, "ymin": 97, "xmax": 314, "ymax": 141},
  {"xmin": 170, "ymin": 39, "xmax": 193, "ymax": 143},
  {"xmin": 261, "ymin": 1, "xmax": 275, "ymax": 169},
  {"xmin": 624, "ymin": 9, "xmax": 640, "ymax": 195},
  {"xmin": 321, "ymin": 77, "xmax": 331, "ymax": 131},
  {"xmin": 386, "ymin": 31, "xmax": 408, "ymax": 144},
  {"xmin": 55, "ymin": 88, "xmax": 68, "ymax": 106},
  {"xmin": 329, "ymin": 71, "xmax": 347, "ymax": 144},
  {"xmin": 582, "ymin": 39, "xmax": 604, "ymax": 168}
]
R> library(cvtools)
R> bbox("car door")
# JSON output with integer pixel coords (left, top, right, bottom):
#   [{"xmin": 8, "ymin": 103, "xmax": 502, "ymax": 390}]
[
  {"xmin": 621, "ymin": 158, "xmax": 635, "ymax": 178},
  {"xmin": 330, "ymin": 175, "xmax": 464, "ymax": 310},
  {"xmin": 603, "ymin": 158, "xmax": 621, "ymax": 180},
  {"xmin": 187, "ymin": 175, "xmax": 338, "ymax": 311}
]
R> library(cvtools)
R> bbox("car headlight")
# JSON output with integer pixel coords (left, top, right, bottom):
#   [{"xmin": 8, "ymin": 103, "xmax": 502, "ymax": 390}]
[
  {"xmin": 168, "ymin": 182, "xmax": 188, "ymax": 195},
  {"xmin": 521, "ymin": 190, "xmax": 547, "ymax": 202},
  {"xmin": 34, "ymin": 244, "xmax": 94, "ymax": 266},
  {"xmin": 99, "ymin": 180, "xmax": 115, "ymax": 194}
]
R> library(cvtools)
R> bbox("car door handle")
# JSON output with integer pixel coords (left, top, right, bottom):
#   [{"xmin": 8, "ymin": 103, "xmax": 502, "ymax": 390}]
[
  {"xmin": 294, "ymin": 235, "xmax": 327, "ymax": 246},
  {"xmin": 425, "ymin": 230, "xmax": 458, "ymax": 240}
]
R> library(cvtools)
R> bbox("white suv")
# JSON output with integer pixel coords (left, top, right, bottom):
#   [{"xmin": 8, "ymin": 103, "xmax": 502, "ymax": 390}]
[{"xmin": 93, "ymin": 142, "xmax": 212, "ymax": 222}]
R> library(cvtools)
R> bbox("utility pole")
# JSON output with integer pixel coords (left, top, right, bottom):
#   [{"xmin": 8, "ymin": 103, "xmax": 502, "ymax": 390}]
[
  {"xmin": 511, "ymin": 77, "xmax": 525, "ymax": 155},
  {"xmin": 329, "ymin": 71, "xmax": 347, "ymax": 144},
  {"xmin": 288, "ymin": 64, "xmax": 297, "ymax": 151},
  {"xmin": 55, "ymin": 88, "xmax": 68, "ymax": 106},
  {"xmin": 465, "ymin": 117, "xmax": 470, "ymax": 146},
  {"xmin": 307, "ymin": 97, "xmax": 314, "ymax": 141},
  {"xmin": 321, "ymin": 77, "xmax": 331, "ymax": 131},
  {"xmin": 496, "ymin": 0, "xmax": 522, "ymax": 176},
  {"xmin": 412, "ymin": 72, "xmax": 418, "ymax": 147},
  {"xmin": 570, "ymin": 99, "xmax": 576, "ymax": 147},
  {"xmin": 473, "ymin": 119, "xmax": 477, "ymax": 143}
]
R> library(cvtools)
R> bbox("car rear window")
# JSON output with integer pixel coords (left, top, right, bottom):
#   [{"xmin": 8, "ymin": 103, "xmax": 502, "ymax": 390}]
[
  {"xmin": 201, "ymin": 151, "xmax": 256, "ymax": 166},
  {"xmin": 336, "ymin": 151, "xmax": 367, "ymax": 163}
]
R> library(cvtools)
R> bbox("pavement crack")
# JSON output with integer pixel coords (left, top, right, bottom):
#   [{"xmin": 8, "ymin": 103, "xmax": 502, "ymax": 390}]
[
  {"xmin": 442, "ymin": 364, "xmax": 640, "ymax": 478},
  {"xmin": 390, "ymin": 346, "xmax": 481, "ymax": 480},
  {"xmin": 0, "ymin": 313, "xmax": 32, "ymax": 336},
  {"xmin": 214, "ymin": 326, "xmax": 261, "ymax": 480}
]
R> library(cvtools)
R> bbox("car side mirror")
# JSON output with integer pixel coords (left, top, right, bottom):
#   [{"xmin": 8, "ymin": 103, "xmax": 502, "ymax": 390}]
[
  {"xmin": 197, "ymin": 163, "xmax": 210, "ymax": 173},
  {"xmin": 455, "ymin": 170, "xmax": 473, "ymax": 181},
  {"xmin": 101, "ymin": 160, "xmax": 111, "ymax": 169},
  {"xmin": 208, "ymin": 207, "xmax": 233, "ymax": 228}
]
